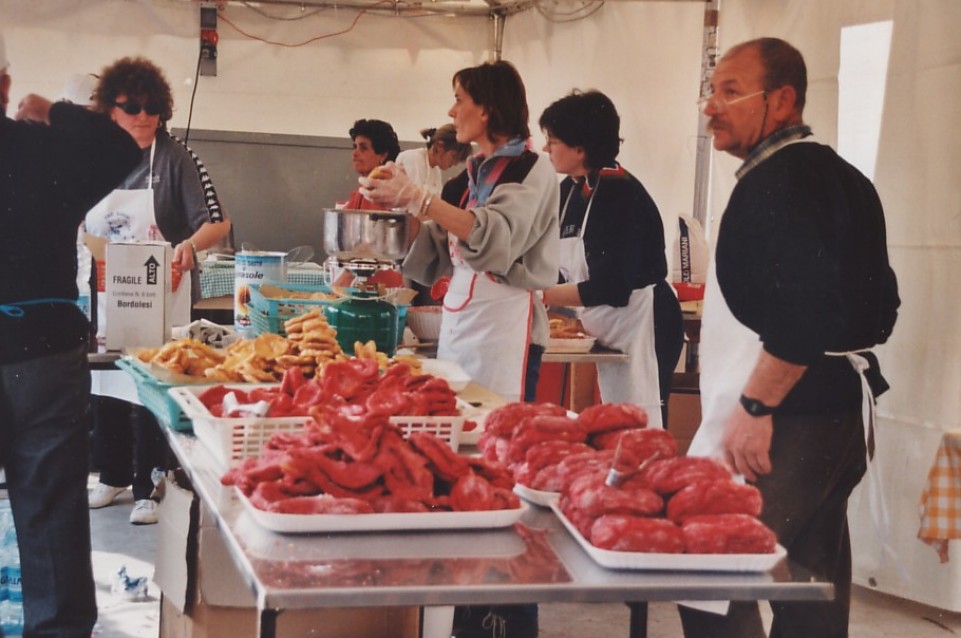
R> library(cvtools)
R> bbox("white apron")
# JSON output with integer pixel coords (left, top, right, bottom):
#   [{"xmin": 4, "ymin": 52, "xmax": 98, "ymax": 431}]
[
  {"xmin": 689, "ymin": 227, "xmax": 893, "ymax": 584},
  {"xmin": 558, "ymin": 183, "xmax": 663, "ymax": 427},
  {"xmin": 85, "ymin": 141, "xmax": 163, "ymax": 340},
  {"xmin": 438, "ymin": 239, "xmax": 533, "ymax": 403}
]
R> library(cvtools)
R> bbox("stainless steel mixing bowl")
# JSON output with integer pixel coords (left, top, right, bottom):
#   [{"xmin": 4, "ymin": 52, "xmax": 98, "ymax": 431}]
[{"xmin": 322, "ymin": 208, "xmax": 412, "ymax": 264}]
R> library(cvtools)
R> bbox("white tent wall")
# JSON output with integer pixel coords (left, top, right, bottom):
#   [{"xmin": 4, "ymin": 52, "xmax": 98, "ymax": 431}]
[
  {"xmin": 711, "ymin": 0, "xmax": 961, "ymax": 612},
  {"xmin": 501, "ymin": 2, "xmax": 706, "ymax": 248},
  {"xmin": 0, "ymin": 0, "xmax": 489, "ymax": 141}
]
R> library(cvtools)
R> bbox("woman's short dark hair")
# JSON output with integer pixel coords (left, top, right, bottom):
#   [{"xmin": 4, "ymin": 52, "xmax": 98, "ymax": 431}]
[
  {"xmin": 452, "ymin": 60, "xmax": 530, "ymax": 143},
  {"xmin": 94, "ymin": 57, "xmax": 174, "ymax": 124},
  {"xmin": 421, "ymin": 123, "xmax": 472, "ymax": 162},
  {"xmin": 539, "ymin": 90, "xmax": 621, "ymax": 170},
  {"xmin": 349, "ymin": 119, "xmax": 401, "ymax": 162}
]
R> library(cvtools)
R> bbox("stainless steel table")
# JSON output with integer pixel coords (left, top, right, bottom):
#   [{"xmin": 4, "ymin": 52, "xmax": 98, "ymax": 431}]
[{"xmin": 161, "ymin": 429, "xmax": 832, "ymax": 638}]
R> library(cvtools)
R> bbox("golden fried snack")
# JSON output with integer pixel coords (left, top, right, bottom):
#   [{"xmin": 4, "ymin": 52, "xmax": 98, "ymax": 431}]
[
  {"xmin": 549, "ymin": 317, "xmax": 588, "ymax": 339},
  {"xmin": 139, "ymin": 339, "xmax": 226, "ymax": 377},
  {"xmin": 252, "ymin": 333, "xmax": 290, "ymax": 358},
  {"xmin": 284, "ymin": 309, "xmax": 324, "ymax": 334}
]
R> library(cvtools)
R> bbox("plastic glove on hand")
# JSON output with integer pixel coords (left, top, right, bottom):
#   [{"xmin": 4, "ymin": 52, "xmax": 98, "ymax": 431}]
[{"xmin": 358, "ymin": 162, "xmax": 427, "ymax": 215}]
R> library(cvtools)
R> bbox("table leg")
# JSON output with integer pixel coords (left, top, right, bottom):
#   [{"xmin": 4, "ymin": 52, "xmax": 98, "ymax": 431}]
[
  {"xmin": 421, "ymin": 606, "xmax": 455, "ymax": 638},
  {"xmin": 258, "ymin": 607, "xmax": 278, "ymax": 638},
  {"xmin": 569, "ymin": 362, "xmax": 597, "ymax": 413},
  {"xmin": 627, "ymin": 602, "xmax": 649, "ymax": 638}
]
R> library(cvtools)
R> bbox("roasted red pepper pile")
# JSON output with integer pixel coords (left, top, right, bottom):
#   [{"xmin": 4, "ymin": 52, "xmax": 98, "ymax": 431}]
[
  {"xmin": 198, "ymin": 359, "xmax": 460, "ymax": 419},
  {"xmin": 218, "ymin": 361, "xmax": 519, "ymax": 514}
]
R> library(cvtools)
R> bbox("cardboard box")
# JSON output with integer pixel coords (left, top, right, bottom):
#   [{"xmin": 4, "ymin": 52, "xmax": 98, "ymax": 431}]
[
  {"xmin": 155, "ymin": 472, "xmax": 419, "ymax": 638},
  {"xmin": 105, "ymin": 241, "xmax": 172, "ymax": 350}
]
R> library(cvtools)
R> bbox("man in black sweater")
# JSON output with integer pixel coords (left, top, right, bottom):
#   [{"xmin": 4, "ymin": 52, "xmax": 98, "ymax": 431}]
[
  {"xmin": 682, "ymin": 38, "xmax": 899, "ymax": 638},
  {"xmin": 0, "ymin": 31, "xmax": 140, "ymax": 637}
]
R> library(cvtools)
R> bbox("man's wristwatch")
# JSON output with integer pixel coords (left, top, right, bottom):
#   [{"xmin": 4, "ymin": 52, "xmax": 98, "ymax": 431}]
[{"xmin": 739, "ymin": 394, "xmax": 777, "ymax": 417}]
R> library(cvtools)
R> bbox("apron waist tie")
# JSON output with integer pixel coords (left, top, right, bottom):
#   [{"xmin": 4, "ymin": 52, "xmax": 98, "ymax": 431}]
[
  {"xmin": 0, "ymin": 298, "xmax": 79, "ymax": 318},
  {"xmin": 826, "ymin": 349, "xmax": 876, "ymax": 460},
  {"xmin": 826, "ymin": 349, "xmax": 908, "ymax": 580}
]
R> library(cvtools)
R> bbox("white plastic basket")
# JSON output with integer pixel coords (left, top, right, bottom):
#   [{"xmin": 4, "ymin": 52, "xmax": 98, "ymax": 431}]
[{"xmin": 169, "ymin": 385, "xmax": 464, "ymax": 469}]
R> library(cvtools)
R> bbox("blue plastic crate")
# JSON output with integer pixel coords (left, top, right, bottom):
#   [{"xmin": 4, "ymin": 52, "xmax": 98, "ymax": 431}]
[
  {"xmin": 115, "ymin": 358, "xmax": 198, "ymax": 432},
  {"xmin": 247, "ymin": 283, "xmax": 407, "ymax": 339},
  {"xmin": 247, "ymin": 283, "xmax": 342, "ymax": 336}
]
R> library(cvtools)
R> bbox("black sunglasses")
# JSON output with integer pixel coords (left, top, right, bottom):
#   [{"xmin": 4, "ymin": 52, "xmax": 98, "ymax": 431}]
[{"xmin": 114, "ymin": 100, "xmax": 162, "ymax": 117}]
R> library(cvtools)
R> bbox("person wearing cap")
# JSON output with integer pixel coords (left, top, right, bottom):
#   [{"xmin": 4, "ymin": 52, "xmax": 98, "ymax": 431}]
[
  {"xmin": 84, "ymin": 56, "xmax": 231, "ymax": 525},
  {"xmin": 59, "ymin": 72, "xmax": 99, "ymax": 108},
  {"xmin": 395, "ymin": 124, "xmax": 472, "ymax": 196},
  {"xmin": 0, "ymin": 31, "xmax": 141, "ymax": 637}
]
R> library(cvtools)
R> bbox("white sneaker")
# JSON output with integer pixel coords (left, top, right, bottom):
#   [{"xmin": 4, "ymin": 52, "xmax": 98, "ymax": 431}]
[
  {"xmin": 88, "ymin": 483, "xmax": 127, "ymax": 509},
  {"xmin": 129, "ymin": 499, "xmax": 158, "ymax": 525}
]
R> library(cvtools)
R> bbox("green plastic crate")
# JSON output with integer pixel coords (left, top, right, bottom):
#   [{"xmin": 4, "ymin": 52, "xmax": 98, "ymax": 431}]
[{"xmin": 115, "ymin": 358, "xmax": 199, "ymax": 432}]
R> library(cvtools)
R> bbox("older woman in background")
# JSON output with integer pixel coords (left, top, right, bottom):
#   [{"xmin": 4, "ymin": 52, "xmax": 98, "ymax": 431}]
[
  {"xmin": 85, "ymin": 56, "xmax": 231, "ymax": 525},
  {"xmin": 395, "ymin": 123, "xmax": 471, "ymax": 195}
]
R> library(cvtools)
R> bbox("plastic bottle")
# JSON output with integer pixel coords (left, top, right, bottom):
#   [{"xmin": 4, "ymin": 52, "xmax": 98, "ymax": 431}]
[
  {"xmin": 0, "ymin": 501, "xmax": 24, "ymax": 637},
  {"xmin": 110, "ymin": 565, "xmax": 148, "ymax": 601}
]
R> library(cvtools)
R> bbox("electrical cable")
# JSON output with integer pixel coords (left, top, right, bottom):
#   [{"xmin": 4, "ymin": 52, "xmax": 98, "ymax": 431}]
[
  {"xmin": 218, "ymin": 0, "xmax": 398, "ymax": 47},
  {"xmin": 241, "ymin": 1, "xmax": 327, "ymax": 21},
  {"xmin": 183, "ymin": 44, "xmax": 203, "ymax": 144},
  {"xmin": 533, "ymin": 0, "xmax": 604, "ymax": 23}
]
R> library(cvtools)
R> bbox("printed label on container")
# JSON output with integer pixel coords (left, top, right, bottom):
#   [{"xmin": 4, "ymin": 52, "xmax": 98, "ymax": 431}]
[{"xmin": 235, "ymin": 251, "xmax": 287, "ymax": 336}]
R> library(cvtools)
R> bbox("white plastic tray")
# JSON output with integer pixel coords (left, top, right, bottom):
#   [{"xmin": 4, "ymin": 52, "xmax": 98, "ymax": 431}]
[
  {"xmin": 419, "ymin": 358, "xmax": 471, "ymax": 392},
  {"xmin": 550, "ymin": 500, "xmax": 786, "ymax": 572},
  {"xmin": 238, "ymin": 489, "xmax": 528, "ymax": 534},
  {"xmin": 234, "ymin": 511, "xmax": 527, "ymax": 559},
  {"xmin": 547, "ymin": 337, "xmax": 597, "ymax": 354},
  {"xmin": 513, "ymin": 483, "xmax": 560, "ymax": 507},
  {"xmin": 169, "ymin": 384, "xmax": 465, "ymax": 469}
]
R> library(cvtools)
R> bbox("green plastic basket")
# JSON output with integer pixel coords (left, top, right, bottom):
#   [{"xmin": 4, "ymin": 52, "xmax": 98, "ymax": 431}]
[{"xmin": 115, "ymin": 358, "xmax": 198, "ymax": 432}]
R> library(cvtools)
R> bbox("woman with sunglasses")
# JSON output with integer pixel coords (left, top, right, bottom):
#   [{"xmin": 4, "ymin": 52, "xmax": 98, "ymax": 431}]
[{"xmin": 84, "ymin": 56, "xmax": 231, "ymax": 525}]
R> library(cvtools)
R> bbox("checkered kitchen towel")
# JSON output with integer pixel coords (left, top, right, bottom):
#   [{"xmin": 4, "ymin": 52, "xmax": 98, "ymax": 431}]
[
  {"xmin": 199, "ymin": 262, "xmax": 329, "ymax": 298},
  {"xmin": 918, "ymin": 429, "xmax": 961, "ymax": 563}
]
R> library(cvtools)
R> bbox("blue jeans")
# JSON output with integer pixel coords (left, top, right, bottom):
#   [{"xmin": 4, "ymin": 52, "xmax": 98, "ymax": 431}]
[{"xmin": 0, "ymin": 344, "xmax": 97, "ymax": 638}]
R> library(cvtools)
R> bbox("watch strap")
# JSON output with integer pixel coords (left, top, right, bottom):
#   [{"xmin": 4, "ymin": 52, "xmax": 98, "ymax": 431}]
[{"xmin": 740, "ymin": 394, "xmax": 776, "ymax": 417}]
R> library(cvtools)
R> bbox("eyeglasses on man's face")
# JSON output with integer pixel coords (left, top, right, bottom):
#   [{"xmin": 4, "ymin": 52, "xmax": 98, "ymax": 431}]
[
  {"xmin": 698, "ymin": 89, "xmax": 767, "ymax": 113},
  {"xmin": 113, "ymin": 99, "xmax": 161, "ymax": 117}
]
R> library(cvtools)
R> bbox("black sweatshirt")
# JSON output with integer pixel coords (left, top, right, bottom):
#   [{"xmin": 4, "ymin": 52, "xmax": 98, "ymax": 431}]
[
  {"xmin": 716, "ymin": 142, "xmax": 900, "ymax": 414},
  {"xmin": 0, "ymin": 102, "xmax": 141, "ymax": 363}
]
